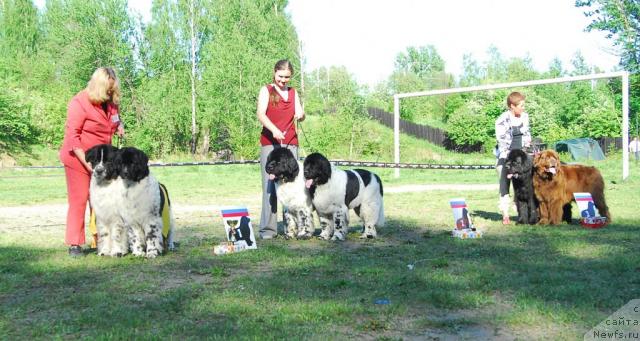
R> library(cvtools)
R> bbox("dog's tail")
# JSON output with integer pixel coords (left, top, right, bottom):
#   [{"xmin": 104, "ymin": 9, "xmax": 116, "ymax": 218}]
[{"xmin": 377, "ymin": 202, "xmax": 385, "ymax": 227}]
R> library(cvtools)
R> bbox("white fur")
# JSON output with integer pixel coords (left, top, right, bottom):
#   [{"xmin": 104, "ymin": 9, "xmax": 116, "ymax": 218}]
[
  {"xmin": 119, "ymin": 174, "xmax": 175, "ymax": 258},
  {"xmin": 274, "ymin": 161, "xmax": 315, "ymax": 239},
  {"xmin": 312, "ymin": 166, "xmax": 384, "ymax": 240},
  {"xmin": 90, "ymin": 172, "xmax": 127, "ymax": 257},
  {"xmin": 87, "ymin": 148, "xmax": 128, "ymax": 257}
]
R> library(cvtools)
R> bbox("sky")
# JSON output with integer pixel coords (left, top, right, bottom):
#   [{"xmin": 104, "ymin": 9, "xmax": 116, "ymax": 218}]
[
  {"xmin": 95, "ymin": 0, "xmax": 621, "ymax": 88},
  {"xmin": 285, "ymin": 0, "xmax": 620, "ymax": 87}
]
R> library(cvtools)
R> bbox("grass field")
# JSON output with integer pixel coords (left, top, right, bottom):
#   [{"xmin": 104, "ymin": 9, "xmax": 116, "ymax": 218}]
[{"xmin": 1, "ymin": 149, "xmax": 639, "ymax": 339}]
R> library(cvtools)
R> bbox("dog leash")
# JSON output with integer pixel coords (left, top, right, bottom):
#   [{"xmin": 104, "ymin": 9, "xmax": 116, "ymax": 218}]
[
  {"xmin": 115, "ymin": 134, "xmax": 125, "ymax": 148},
  {"xmin": 278, "ymin": 118, "xmax": 309, "ymax": 158},
  {"xmin": 296, "ymin": 119, "xmax": 312, "ymax": 158}
]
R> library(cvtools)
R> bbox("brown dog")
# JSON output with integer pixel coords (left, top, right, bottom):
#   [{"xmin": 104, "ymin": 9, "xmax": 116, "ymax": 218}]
[{"xmin": 533, "ymin": 150, "xmax": 610, "ymax": 225}]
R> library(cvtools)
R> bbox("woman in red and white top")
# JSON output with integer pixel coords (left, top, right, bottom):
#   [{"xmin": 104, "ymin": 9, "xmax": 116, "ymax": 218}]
[
  {"xmin": 59, "ymin": 67, "xmax": 124, "ymax": 257},
  {"xmin": 256, "ymin": 59, "xmax": 305, "ymax": 239}
]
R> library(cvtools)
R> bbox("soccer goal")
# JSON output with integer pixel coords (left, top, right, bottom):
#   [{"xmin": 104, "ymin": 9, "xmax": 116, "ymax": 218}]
[{"xmin": 392, "ymin": 71, "xmax": 631, "ymax": 179}]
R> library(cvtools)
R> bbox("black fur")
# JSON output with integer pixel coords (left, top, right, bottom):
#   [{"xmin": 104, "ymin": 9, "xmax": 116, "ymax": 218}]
[
  {"xmin": 265, "ymin": 147, "xmax": 315, "ymax": 239},
  {"xmin": 345, "ymin": 171, "xmax": 360, "ymax": 206},
  {"xmin": 232, "ymin": 216, "xmax": 253, "ymax": 247},
  {"xmin": 354, "ymin": 169, "xmax": 371, "ymax": 186},
  {"xmin": 115, "ymin": 147, "xmax": 150, "ymax": 182},
  {"xmin": 159, "ymin": 183, "xmax": 171, "ymax": 206},
  {"xmin": 374, "ymin": 173, "xmax": 384, "ymax": 196},
  {"xmin": 354, "ymin": 169, "xmax": 383, "ymax": 196},
  {"xmin": 303, "ymin": 152, "xmax": 332, "ymax": 186},
  {"xmin": 504, "ymin": 149, "xmax": 538, "ymax": 224},
  {"xmin": 114, "ymin": 147, "xmax": 173, "ymax": 257},
  {"xmin": 85, "ymin": 144, "xmax": 120, "ymax": 181},
  {"xmin": 303, "ymin": 152, "xmax": 385, "ymax": 240},
  {"xmin": 265, "ymin": 148, "xmax": 299, "ymax": 183}
]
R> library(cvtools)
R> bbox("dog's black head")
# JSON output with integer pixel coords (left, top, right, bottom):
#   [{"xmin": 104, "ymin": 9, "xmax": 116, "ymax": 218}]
[
  {"xmin": 115, "ymin": 147, "xmax": 149, "ymax": 182},
  {"xmin": 303, "ymin": 152, "xmax": 332, "ymax": 188},
  {"xmin": 265, "ymin": 148, "xmax": 299, "ymax": 183},
  {"xmin": 85, "ymin": 144, "xmax": 120, "ymax": 182},
  {"xmin": 505, "ymin": 149, "xmax": 532, "ymax": 180}
]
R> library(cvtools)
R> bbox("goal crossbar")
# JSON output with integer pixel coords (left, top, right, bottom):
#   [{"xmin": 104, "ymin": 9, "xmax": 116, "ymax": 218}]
[{"xmin": 392, "ymin": 71, "xmax": 631, "ymax": 179}]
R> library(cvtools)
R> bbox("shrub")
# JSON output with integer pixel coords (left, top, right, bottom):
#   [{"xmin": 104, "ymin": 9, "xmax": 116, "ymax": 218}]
[{"xmin": 446, "ymin": 103, "xmax": 490, "ymax": 146}]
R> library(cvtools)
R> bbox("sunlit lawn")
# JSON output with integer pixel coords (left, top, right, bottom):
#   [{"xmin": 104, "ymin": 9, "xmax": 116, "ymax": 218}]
[{"xmin": 1, "ymin": 150, "xmax": 639, "ymax": 339}]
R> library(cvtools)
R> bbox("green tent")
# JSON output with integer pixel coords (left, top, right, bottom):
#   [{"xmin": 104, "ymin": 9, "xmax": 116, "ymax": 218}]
[{"xmin": 553, "ymin": 138, "xmax": 605, "ymax": 161}]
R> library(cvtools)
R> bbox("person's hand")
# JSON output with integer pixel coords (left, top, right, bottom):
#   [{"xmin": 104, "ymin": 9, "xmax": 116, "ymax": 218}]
[
  {"xmin": 272, "ymin": 129, "xmax": 285, "ymax": 141},
  {"xmin": 117, "ymin": 124, "xmax": 125, "ymax": 137},
  {"xmin": 294, "ymin": 111, "xmax": 305, "ymax": 122}
]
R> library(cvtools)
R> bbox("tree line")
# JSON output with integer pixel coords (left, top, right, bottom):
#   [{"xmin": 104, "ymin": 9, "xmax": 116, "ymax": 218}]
[{"xmin": 0, "ymin": 0, "xmax": 638, "ymax": 159}]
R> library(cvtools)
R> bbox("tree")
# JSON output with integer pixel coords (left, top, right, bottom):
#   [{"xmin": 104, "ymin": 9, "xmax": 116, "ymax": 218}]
[
  {"xmin": 198, "ymin": 0, "xmax": 298, "ymax": 159},
  {"xmin": 394, "ymin": 45, "xmax": 445, "ymax": 77},
  {"xmin": 31, "ymin": 0, "xmax": 138, "ymax": 146},
  {"xmin": 0, "ymin": 0, "xmax": 39, "ymax": 64},
  {"xmin": 134, "ymin": 0, "xmax": 196, "ymax": 156},
  {"xmin": 389, "ymin": 45, "xmax": 454, "ymax": 124},
  {"xmin": 577, "ymin": 0, "xmax": 640, "ymax": 72},
  {"xmin": 577, "ymin": 0, "xmax": 640, "ymax": 135},
  {"xmin": 303, "ymin": 66, "xmax": 366, "ymax": 157}
]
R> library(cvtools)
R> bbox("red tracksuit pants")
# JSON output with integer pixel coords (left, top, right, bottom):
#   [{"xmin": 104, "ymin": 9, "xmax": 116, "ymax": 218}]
[{"xmin": 64, "ymin": 166, "xmax": 90, "ymax": 246}]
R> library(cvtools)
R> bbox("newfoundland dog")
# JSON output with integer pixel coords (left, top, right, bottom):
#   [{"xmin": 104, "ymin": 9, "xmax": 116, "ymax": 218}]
[
  {"xmin": 115, "ymin": 147, "xmax": 175, "ymax": 258},
  {"xmin": 86, "ymin": 144, "xmax": 127, "ymax": 257},
  {"xmin": 265, "ymin": 148, "xmax": 315, "ymax": 239},
  {"xmin": 504, "ymin": 149, "xmax": 538, "ymax": 225},
  {"xmin": 533, "ymin": 149, "xmax": 610, "ymax": 225},
  {"xmin": 303, "ymin": 152, "xmax": 384, "ymax": 240}
]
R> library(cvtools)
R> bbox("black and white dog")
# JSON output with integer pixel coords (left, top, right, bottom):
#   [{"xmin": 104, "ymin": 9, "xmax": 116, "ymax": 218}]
[
  {"xmin": 504, "ymin": 149, "xmax": 539, "ymax": 225},
  {"xmin": 85, "ymin": 144, "xmax": 127, "ymax": 257},
  {"xmin": 265, "ymin": 148, "xmax": 314, "ymax": 239},
  {"xmin": 303, "ymin": 152, "xmax": 384, "ymax": 240},
  {"xmin": 115, "ymin": 147, "xmax": 175, "ymax": 258}
]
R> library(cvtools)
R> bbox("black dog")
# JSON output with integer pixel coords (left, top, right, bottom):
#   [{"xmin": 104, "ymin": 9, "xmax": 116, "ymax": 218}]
[
  {"xmin": 504, "ymin": 149, "xmax": 538, "ymax": 225},
  {"xmin": 229, "ymin": 216, "xmax": 254, "ymax": 247}
]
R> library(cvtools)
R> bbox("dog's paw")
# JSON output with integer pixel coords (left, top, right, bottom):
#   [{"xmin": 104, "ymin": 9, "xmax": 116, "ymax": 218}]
[
  {"xmin": 145, "ymin": 249, "xmax": 159, "ymax": 259},
  {"xmin": 131, "ymin": 250, "xmax": 145, "ymax": 257},
  {"xmin": 331, "ymin": 231, "xmax": 346, "ymax": 241},
  {"xmin": 359, "ymin": 233, "xmax": 376, "ymax": 239},
  {"xmin": 317, "ymin": 233, "xmax": 331, "ymax": 240},
  {"xmin": 296, "ymin": 231, "xmax": 312, "ymax": 240}
]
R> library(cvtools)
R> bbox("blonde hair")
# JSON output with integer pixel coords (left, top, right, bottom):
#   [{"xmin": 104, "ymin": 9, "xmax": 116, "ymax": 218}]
[{"xmin": 86, "ymin": 67, "xmax": 120, "ymax": 104}]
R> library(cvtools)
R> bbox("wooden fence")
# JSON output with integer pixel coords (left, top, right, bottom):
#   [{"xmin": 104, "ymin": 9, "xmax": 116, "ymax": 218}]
[
  {"xmin": 367, "ymin": 107, "xmax": 623, "ymax": 154},
  {"xmin": 367, "ymin": 107, "xmax": 446, "ymax": 146}
]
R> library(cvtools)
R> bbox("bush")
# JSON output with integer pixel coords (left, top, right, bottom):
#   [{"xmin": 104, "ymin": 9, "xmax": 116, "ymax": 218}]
[
  {"xmin": 446, "ymin": 103, "xmax": 490, "ymax": 146},
  {"xmin": 0, "ymin": 88, "xmax": 38, "ymax": 152}
]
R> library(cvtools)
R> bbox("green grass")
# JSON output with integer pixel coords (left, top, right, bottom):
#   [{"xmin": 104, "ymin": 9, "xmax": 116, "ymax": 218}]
[{"xmin": 1, "ymin": 146, "xmax": 640, "ymax": 339}]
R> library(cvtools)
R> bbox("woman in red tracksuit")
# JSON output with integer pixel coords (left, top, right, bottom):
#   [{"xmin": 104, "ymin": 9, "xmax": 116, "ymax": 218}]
[{"xmin": 59, "ymin": 67, "xmax": 124, "ymax": 257}]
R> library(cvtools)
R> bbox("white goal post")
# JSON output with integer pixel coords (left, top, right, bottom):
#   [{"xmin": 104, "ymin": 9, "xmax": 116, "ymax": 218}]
[{"xmin": 393, "ymin": 71, "xmax": 631, "ymax": 179}]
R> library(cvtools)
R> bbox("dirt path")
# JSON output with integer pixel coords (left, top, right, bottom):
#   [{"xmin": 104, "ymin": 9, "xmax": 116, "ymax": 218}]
[{"xmin": 0, "ymin": 184, "xmax": 497, "ymax": 231}]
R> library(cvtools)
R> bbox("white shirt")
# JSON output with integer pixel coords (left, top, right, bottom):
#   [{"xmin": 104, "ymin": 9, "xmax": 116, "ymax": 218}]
[{"xmin": 630, "ymin": 139, "xmax": 640, "ymax": 153}]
